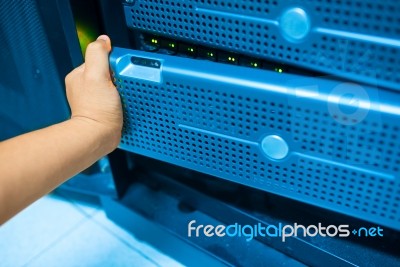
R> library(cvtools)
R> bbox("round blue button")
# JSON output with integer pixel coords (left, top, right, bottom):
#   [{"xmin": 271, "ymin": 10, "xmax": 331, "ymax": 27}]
[
  {"xmin": 261, "ymin": 135, "xmax": 289, "ymax": 160},
  {"xmin": 280, "ymin": 7, "xmax": 311, "ymax": 42}
]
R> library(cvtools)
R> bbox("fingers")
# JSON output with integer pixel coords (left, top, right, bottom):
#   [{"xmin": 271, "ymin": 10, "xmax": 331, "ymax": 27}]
[
  {"xmin": 75, "ymin": 63, "xmax": 85, "ymax": 73},
  {"xmin": 84, "ymin": 35, "xmax": 112, "ymax": 82},
  {"xmin": 65, "ymin": 63, "xmax": 85, "ymax": 87}
]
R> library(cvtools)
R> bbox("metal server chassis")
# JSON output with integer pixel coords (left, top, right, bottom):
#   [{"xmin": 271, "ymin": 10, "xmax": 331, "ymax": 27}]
[{"xmin": 110, "ymin": 48, "xmax": 400, "ymax": 231}]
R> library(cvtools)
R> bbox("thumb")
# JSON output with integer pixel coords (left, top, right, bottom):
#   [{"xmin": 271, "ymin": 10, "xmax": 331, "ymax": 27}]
[{"xmin": 84, "ymin": 35, "xmax": 112, "ymax": 81}]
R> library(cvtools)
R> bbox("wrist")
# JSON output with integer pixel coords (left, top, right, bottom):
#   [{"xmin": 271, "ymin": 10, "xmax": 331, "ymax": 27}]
[{"xmin": 69, "ymin": 116, "xmax": 121, "ymax": 154}]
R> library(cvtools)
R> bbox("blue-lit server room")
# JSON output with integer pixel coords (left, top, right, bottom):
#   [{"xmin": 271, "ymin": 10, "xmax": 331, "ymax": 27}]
[{"xmin": 0, "ymin": 0, "xmax": 399, "ymax": 266}]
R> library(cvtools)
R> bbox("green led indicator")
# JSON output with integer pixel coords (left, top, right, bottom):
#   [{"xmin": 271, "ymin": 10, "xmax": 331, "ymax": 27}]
[
  {"xmin": 207, "ymin": 52, "xmax": 214, "ymax": 57},
  {"xmin": 188, "ymin": 47, "xmax": 194, "ymax": 52},
  {"xmin": 275, "ymin": 67, "xmax": 283, "ymax": 73},
  {"xmin": 251, "ymin": 62, "xmax": 258, "ymax": 67},
  {"xmin": 151, "ymin": 38, "xmax": 158, "ymax": 44},
  {"xmin": 228, "ymin": 57, "xmax": 236, "ymax": 62},
  {"xmin": 169, "ymin": 43, "xmax": 175, "ymax": 48}
]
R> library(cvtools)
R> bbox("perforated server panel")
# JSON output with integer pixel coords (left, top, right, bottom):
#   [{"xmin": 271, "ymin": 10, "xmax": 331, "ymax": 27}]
[
  {"xmin": 110, "ymin": 48, "xmax": 400, "ymax": 230},
  {"xmin": 124, "ymin": 0, "xmax": 400, "ymax": 91}
]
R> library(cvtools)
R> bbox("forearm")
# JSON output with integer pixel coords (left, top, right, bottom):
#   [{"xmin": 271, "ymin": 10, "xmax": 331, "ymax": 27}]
[{"xmin": 0, "ymin": 118, "xmax": 118, "ymax": 224}]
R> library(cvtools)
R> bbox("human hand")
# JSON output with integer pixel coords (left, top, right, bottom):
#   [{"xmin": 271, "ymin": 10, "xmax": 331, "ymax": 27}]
[{"xmin": 65, "ymin": 35, "xmax": 122, "ymax": 151}]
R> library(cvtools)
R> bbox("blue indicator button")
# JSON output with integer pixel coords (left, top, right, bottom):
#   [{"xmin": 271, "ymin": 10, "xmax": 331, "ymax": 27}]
[
  {"xmin": 261, "ymin": 135, "xmax": 289, "ymax": 160},
  {"xmin": 280, "ymin": 7, "xmax": 311, "ymax": 42}
]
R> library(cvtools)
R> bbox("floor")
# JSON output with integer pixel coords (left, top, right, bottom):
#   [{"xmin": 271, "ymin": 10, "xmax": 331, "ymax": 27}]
[{"xmin": 0, "ymin": 191, "xmax": 184, "ymax": 267}]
